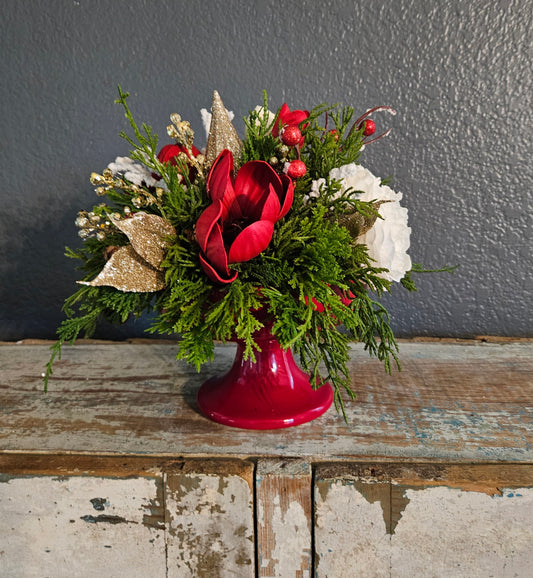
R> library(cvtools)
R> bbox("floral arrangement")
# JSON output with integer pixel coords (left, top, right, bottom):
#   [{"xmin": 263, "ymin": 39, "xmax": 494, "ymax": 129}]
[{"xmin": 45, "ymin": 87, "xmax": 451, "ymax": 415}]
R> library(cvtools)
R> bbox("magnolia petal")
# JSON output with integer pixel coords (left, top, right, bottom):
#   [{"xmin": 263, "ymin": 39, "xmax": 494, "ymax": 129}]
[
  {"xmin": 110, "ymin": 212, "xmax": 175, "ymax": 270},
  {"xmin": 228, "ymin": 220, "xmax": 274, "ymax": 264},
  {"xmin": 199, "ymin": 252, "xmax": 238, "ymax": 284},
  {"xmin": 158, "ymin": 143, "xmax": 201, "ymax": 164},
  {"xmin": 235, "ymin": 160, "xmax": 279, "ymax": 210},
  {"xmin": 278, "ymin": 174, "xmax": 294, "ymax": 219},
  {"xmin": 260, "ymin": 183, "xmax": 282, "ymax": 222},
  {"xmin": 78, "ymin": 245, "xmax": 165, "ymax": 292},
  {"xmin": 196, "ymin": 200, "xmax": 224, "ymax": 252},
  {"xmin": 203, "ymin": 222, "xmax": 231, "ymax": 275},
  {"xmin": 207, "ymin": 150, "xmax": 239, "ymax": 222},
  {"xmin": 272, "ymin": 104, "xmax": 290, "ymax": 138}
]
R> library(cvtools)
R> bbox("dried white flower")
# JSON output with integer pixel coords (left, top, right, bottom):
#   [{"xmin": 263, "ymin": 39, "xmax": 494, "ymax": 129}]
[
  {"xmin": 308, "ymin": 177, "xmax": 326, "ymax": 199},
  {"xmin": 107, "ymin": 157, "xmax": 161, "ymax": 188}
]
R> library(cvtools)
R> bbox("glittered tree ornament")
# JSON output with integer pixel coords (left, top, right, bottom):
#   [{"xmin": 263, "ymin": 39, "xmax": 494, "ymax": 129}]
[
  {"xmin": 205, "ymin": 91, "xmax": 243, "ymax": 169},
  {"xmin": 79, "ymin": 212, "xmax": 176, "ymax": 292}
]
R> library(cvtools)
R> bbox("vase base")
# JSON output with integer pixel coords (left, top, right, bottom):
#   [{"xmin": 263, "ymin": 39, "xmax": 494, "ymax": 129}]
[{"xmin": 197, "ymin": 376, "xmax": 334, "ymax": 430}]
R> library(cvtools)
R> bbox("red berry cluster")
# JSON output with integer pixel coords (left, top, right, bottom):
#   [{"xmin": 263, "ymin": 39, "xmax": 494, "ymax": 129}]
[
  {"xmin": 279, "ymin": 126, "xmax": 307, "ymax": 179},
  {"xmin": 271, "ymin": 104, "xmax": 312, "ymax": 180}
]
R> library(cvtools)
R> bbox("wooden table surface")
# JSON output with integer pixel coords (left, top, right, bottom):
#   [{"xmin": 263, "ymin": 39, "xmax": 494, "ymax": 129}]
[{"xmin": 1, "ymin": 340, "xmax": 531, "ymax": 463}]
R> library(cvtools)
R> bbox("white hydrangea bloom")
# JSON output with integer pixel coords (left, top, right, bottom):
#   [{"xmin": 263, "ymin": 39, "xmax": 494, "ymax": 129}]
[
  {"xmin": 321, "ymin": 163, "xmax": 412, "ymax": 283},
  {"xmin": 107, "ymin": 156, "xmax": 161, "ymax": 188}
]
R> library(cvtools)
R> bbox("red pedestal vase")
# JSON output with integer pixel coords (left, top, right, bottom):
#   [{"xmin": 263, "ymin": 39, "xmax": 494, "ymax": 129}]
[{"xmin": 196, "ymin": 325, "xmax": 334, "ymax": 430}]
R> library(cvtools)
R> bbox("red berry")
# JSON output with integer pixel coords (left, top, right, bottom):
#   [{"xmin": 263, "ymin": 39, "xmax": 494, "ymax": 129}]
[
  {"xmin": 280, "ymin": 125, "xmax": 302, "ymax": 147},
  {"xmin": 328, "ymin": 129, "xmax": 339, "ymax": 142},
  {"xmin": 287, "ymin": 159, "xmax": 307, "ymax": 179},
  {"xmin": 359, "ymin": 119, "xmax": 376, "ymax": 137}
]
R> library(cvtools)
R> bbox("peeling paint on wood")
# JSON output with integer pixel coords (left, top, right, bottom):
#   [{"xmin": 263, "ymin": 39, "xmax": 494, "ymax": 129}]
[
  {"xmin": 314, "ymin": 465, "xmax": 533, "ymax": 577},
  {"xmin": 390, "ymin": 486, "xmax": 533, "ymax": 577},
  {"xmin": 256, "ymin": 459, "xmax": 312, "ymax": 577},
  {"xmin": 315, "ymin": 478, "xmax": 392, "ymax": 576},
  {"xmin": 0, "ymin": 459, "xmax": 532, "ymax": 576},
  {"xmin": 0, "ymin": 476, "xmax": 166, "ymax": 577},
  {"xmin": 165, "ymin": 460, "xmax": 255, "ymax": 577},
  {"xmin": 316, "ymin": 462, "xmax": 533, "ymax": 495}
]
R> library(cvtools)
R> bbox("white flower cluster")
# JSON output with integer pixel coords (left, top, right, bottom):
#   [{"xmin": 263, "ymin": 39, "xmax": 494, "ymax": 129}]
[
  {"xmin": 312, "ymin": 163, "xmax": 412, "ymax": 283},
  {"xmin": 107, "ymin": 156, "xmax": 161, "ymax": 188}
]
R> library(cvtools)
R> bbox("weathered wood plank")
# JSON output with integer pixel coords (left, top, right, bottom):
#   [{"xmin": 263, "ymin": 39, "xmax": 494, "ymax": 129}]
[
  {"xmin": 165, "ymin": 459, "xmax": 255, "ymax": 577},
  {"xmin": 256, "ymin": 459, "xmax": 312, "ymax": 577},
  {"xmin": 0, "ymin": 474, "xmax": 166, "ymax": 578},
  {"xmin": 314, "ymin": 463, "xmax": 533, "ymax": 577},
  {"xmin": 1, "ymin": 457, "xmax": 532, "ymax": 576},
  {"xmin": 0, "ymin": 342, "xmax": 531, "ymax": 461}
]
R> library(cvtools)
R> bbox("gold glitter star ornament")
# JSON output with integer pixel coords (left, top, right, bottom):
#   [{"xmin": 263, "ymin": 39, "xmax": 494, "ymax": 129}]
[{"xmin": 79, "ymin": 212, "xmax": 176, "ymax": 292}]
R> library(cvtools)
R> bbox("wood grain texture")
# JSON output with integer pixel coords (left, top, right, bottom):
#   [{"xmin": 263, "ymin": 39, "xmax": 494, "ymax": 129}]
[
  {"xmin": 0, "ymin": 341, "xmax": 531, "ymax": 462},
  {"xmin": 256, "ymin": 459, "xmax": 312, "ymax": 577}
]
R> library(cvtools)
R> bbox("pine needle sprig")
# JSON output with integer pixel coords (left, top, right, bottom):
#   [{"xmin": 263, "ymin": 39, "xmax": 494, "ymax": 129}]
[{"xmin": 115, "ymin": 87, "xmax": 163, "ymax": 177}]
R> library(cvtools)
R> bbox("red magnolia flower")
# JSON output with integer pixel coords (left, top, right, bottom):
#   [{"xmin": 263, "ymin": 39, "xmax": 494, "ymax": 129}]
[
  {"xmin": 157, "ymin": 143, "xmax": 201, "ymax": 181},
  {"xmin": 196, "ymin": 149, "xmax": 294, "ymax": 283},
  {"xmin": 272, "ymin": 103, "xmax": 310, "ymax": 147}
]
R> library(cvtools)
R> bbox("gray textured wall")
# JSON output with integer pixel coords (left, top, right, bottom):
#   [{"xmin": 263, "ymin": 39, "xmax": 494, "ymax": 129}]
[{"xmin": 1, "ymin": 0, "xmax": 531, "ymax": 340}]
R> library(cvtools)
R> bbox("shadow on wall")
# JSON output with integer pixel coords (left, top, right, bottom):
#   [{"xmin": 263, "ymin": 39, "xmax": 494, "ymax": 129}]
[{"xmin": 0, "ymin": 200, "xmax": 159, "ymax": 342}]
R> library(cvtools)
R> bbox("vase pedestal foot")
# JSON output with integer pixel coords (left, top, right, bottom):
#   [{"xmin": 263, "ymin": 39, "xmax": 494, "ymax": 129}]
[{"xmin": 196, "ymin": 338, "xmax": 334, "ymax": 430}]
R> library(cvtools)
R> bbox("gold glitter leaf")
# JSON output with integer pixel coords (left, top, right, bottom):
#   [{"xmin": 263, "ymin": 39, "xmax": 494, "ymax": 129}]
[
  {"xmin": 110, "ymin": 212, "xmax": 176, "ymax": 269},
  {"xmin": 205, "ymin": 90, "xmax": 243, "ymax": 169},
  {"xmin": 79, "ymin": 245, "xmax": 166, "ymax": 292}
]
